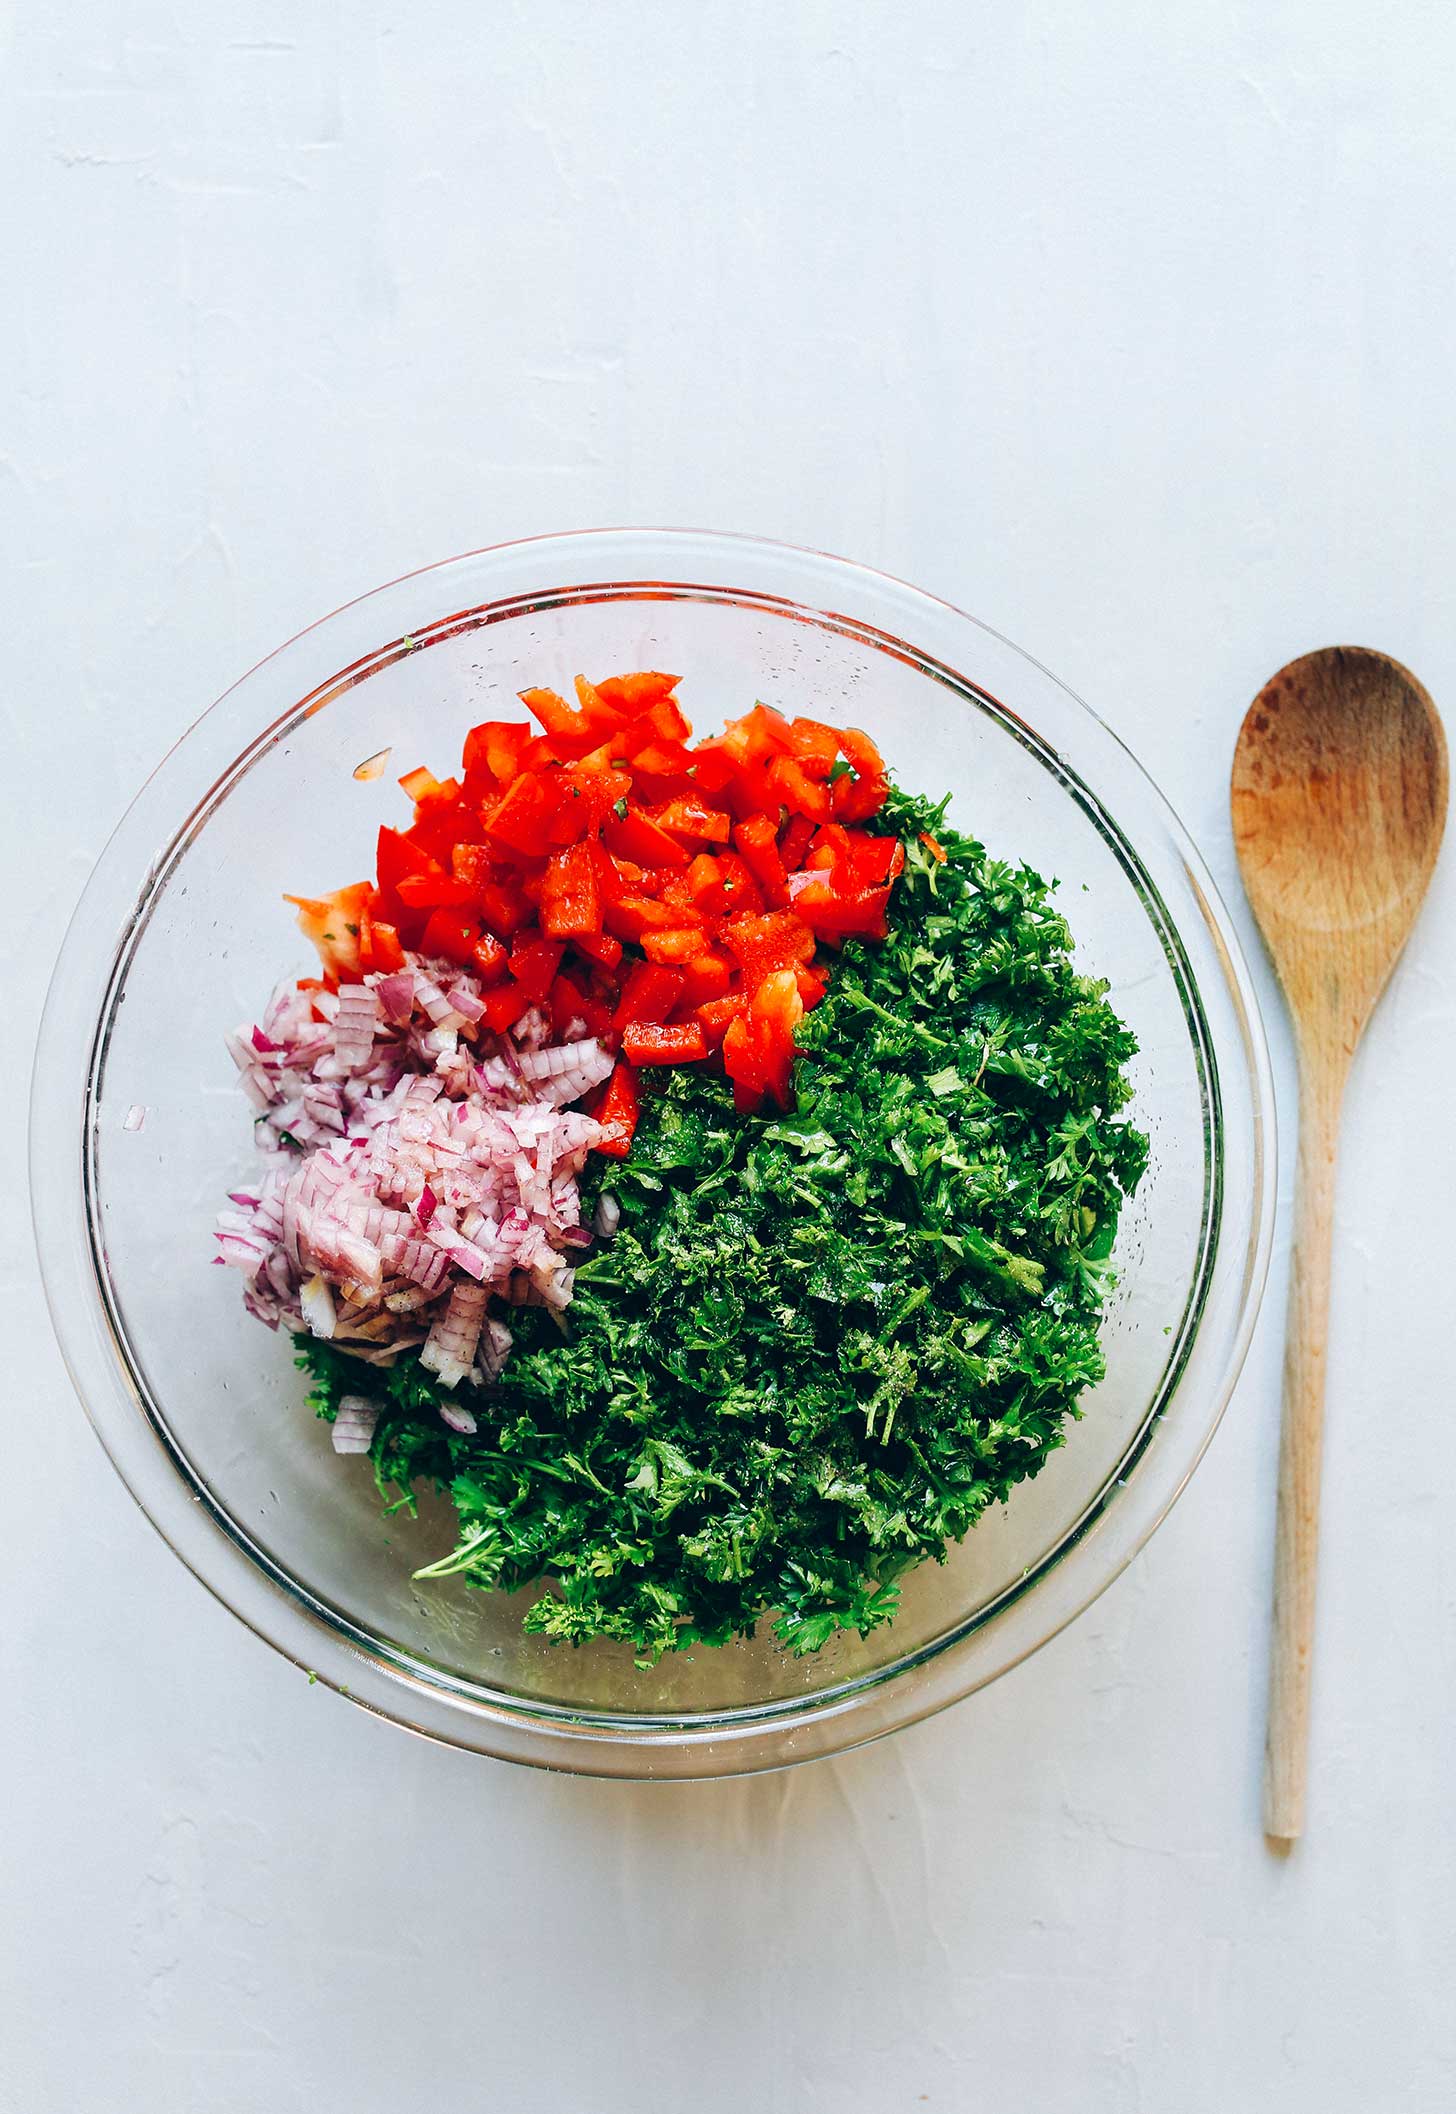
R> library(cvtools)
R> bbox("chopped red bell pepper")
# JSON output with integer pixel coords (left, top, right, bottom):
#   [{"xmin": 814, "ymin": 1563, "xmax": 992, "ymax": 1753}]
[
  {"xmin": 766, "ymin": 754, "xmax": 832, "ymax": 823},
  {"xmin": 549, "ymin": 969, "xmax": 614, "ymax": 1041},
  {"xmin": 539, "ymin": 841, "xmax": 602, "ymax": 938},
  {"xmin": 419, "ymin": 907, "xmax": 483, "ymax": 967},
  {"xmin": 595, "ymin": 671, "xmax": 680, "ymax": 710},
  {"xmin": 508, "ymin": 933, "xmax": 565, "ymax": 1002},
  {"xmin": 677, "ymin": 952, "xmax": 733, "ymax": 1008},
  {"xmin": 470, "ymin": 931, "xmax": 509, "ymax": 983},
  {"xmin": 787, "ymin": 870, "xmax": 892, "ymax": 942},
  {"xmin": 462, "ymin": 720, "xmax": 531, "ymax": 790},
  {"xmin": 571, "ymin": 927, "xmax": 624, "ymax": 969},
  {"xmin": 398, "ymin": 764, "xmax": 447, "ymax": 802},
  {"xmin": 359, "ymin": 912, "xmax": 406, "ymax": 974},
  {"xmin": 376, "ymin": 825, "xmax": 440, "ymax": 903},
  {"xmin": 483, "ymin": 770, "xmax": 565, "ymax": 857},
  {"xmin": 721, "ymin": 910, "xmax": 816, "ymax": 989},
  {"xmin": 640, "ymin": 926, "xmax": 712, "ymax": 965},
  {"xmin": 721, "ymin": 702, "xmax": 797, "ymax": 764},
  {"xmin": 789, "ymin": 717, "xmax": 842, "ymax": 777},
  {"xmin": 623, "ymin": 1020, "xmax": 707, "ymax": 1065},
  {"xmin": 604, "ymin": 893, "xmax": 700, "ymax": 941},
  {"xmin": 650, "ymin": 796, "xmax": 733, "ymax": 845},
  {"xmin": 778, "ymin": 813, "xmax": 817, "ymax": 870},
  {"xmin": 696, "ymin": 991, "xmax": 749, "ymax": 1048},
  {"xmin": 732, "ymin": 814, "xmax": 790, "ymax": 907},
  {"xmin": 480, "ymin": 978, "xmax": 533, "ymax": 1033},
  {"xmin": 396, "ymin": 870, "xmax": 478, "ymax": 910},
  {"xmin": 614, "ymin": 960, "xmax": 685, "ymax": 1031},
  {"xmin": 603, "ymin": 805, "xmax": 691, "ymax": 869},
  {"xmin": 590, "ymin": 1061, "xmax": 641, "ymax": 1156}
]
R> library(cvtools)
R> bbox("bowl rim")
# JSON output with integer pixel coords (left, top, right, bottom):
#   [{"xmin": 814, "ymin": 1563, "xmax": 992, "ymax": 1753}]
[{"xmin": 31, "ymin": 526, "xmax": 1277, "ymax": 1777}]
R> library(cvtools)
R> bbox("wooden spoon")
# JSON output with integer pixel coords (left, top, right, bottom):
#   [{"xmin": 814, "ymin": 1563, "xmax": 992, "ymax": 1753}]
[{"xmin": 1232, "ymin": 647, "xmax": 1447, "ymax": 1843}]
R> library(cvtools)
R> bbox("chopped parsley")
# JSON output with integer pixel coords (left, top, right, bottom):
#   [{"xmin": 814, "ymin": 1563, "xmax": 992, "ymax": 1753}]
[{"xmin": 298, "ymin": 785, "xmax": 1146, "ymax": 1663}]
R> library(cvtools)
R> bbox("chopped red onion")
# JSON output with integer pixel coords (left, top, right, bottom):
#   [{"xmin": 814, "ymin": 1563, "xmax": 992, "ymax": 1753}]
[
  {"xmin": 217, "ymin": 946, "xmax": 613, "ymax": 1409},
  {"xmin": 331, "ymin": 1394, "xmax": 382, "ymax": 1453}
]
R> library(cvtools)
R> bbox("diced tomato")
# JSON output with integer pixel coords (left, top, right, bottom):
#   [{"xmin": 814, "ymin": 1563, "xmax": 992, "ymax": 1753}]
[
  {"xmin": 732, "ymin": 814, "xmax": 789, "ymax": 907},
  {"xmin": 419, "ymin": 907, "xmax": 482, "ymax": 966},
  {"xmin": 623, "ymin": 1020, "xmax": 707, "ymax": 1065},
  {"xmin": 571, "ymin": 927, "xmax": 624, "ymax": 969},
  {"xmin": 778, "ymin": 813, "xmax": 817, "ymax": 870},
  {"xmin": 481, "ymin": 979, "xmax": 533, "ymax": 1033},
  {"xmin": 470, "ymin": 931, "xmax": 509, "ymax": 983},
  {"xmin": 603, "ymin": 805, "xmax": 690, "ymax": 869},
  {"xmin": 614, "ymin": 960, "xmax": 685, "ymax": 1031},
  {"xmin": 508, "ymin": 933, "xmax": 565, "ymax": 1002},
  {"xmin": 920, "ymin": 830, "xmax": 946, "ymax": 863},
  {"xmin": 539, "ymin": 842, "xmax": 602, "ymax": 938},
  {"xmin": 398, "ymin": 764, "xmax": 448, "ymax": 802}
]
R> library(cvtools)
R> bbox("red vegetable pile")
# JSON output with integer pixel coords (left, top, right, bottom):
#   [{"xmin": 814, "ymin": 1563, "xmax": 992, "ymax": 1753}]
[{"xmin": 291, "ymin": 673, "xmax": 904, "ymax": 1144}]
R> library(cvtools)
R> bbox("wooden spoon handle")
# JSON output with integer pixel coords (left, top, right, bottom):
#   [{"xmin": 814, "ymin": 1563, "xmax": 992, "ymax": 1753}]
[{"xmin": 1263, "ymin": 1048, "xmax": 1347, "ymax": 1841}]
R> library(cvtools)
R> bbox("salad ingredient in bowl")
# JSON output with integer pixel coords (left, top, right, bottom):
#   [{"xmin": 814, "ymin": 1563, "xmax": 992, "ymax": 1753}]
[{"xmin": 217, "ymin": 672, "xmax": 1146, "ymax": 1664}]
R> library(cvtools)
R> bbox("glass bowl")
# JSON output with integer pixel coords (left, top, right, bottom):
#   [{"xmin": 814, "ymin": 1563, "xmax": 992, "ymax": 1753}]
[{"xmin": 31, "ymin": 530, "xmax": 1275, "ymax": 1778}]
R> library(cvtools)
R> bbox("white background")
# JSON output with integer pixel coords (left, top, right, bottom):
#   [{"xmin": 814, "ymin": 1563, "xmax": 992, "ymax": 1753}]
[{"xmin": 4, "ymin": 6, "xmax": 1454, "ymax": 2110}]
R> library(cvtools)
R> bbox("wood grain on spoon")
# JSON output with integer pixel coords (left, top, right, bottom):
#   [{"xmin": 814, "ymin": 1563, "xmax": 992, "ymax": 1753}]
[{"xmin": 1232, "ymin": 646, "xmax": 1447, "ymax": 1844}]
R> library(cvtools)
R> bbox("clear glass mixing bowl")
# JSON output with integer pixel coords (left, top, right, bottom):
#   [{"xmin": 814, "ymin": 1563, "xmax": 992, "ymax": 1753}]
[{"xmin": 31, "ymin": 530, "xmax": 1275, "ymax": 1777}]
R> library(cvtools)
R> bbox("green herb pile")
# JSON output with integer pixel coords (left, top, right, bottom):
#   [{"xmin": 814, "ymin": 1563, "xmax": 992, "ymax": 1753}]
[{"xmin": 299, "ymin": 786, "xmax": 1147, "ymax": 1662}]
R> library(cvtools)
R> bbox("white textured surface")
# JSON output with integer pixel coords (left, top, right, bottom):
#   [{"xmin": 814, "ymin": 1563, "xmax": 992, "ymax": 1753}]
[{"xmin": 4, "ymin": 6, "xmax": 1454, "ymax": 2109}]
